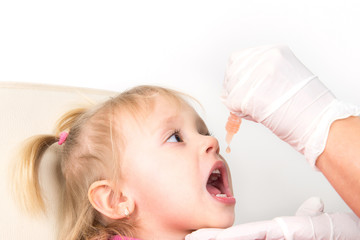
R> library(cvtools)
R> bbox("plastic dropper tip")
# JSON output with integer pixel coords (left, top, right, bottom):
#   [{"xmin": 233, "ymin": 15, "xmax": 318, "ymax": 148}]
[{"xmin": 225, "ymin": 132, "xmax": 234, "ymax": 145}]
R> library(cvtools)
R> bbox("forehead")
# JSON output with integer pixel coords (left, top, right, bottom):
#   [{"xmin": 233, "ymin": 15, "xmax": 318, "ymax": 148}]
[
  {"xmin": 144, "ymin": 95, "xmax": 200, "ymax": 125},
  {"xmin": 120, "ymin": 94, "xmax": 203, "ymax": 134},
  {"xmin": 151, "ymin": 95, "xmax": 200, "ymax": 122}
]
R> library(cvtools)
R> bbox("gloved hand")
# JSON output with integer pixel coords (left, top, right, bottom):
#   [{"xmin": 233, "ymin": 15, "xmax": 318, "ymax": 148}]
[
  {"xmin": 185, "ymin": 197, "xmax": 360, "ymax": 240},
  {"xmin": 221, "ymin": 45, "xmax": 360, "ymax": 167}
]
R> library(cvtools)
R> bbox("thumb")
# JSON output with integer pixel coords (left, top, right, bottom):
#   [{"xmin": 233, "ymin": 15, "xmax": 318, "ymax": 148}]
[{"xmin": 295, "ymin": 197, "xmax": 324, "ymax": 217}]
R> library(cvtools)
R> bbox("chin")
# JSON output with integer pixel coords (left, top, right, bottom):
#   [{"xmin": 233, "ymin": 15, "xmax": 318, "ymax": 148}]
[
  {"xmin": 208, "ymin": 212, "xmax": 235, "ymax": 229},
  {"xmin": 219, "ymin": 215, "xmax": 235, "ymax": 228}
]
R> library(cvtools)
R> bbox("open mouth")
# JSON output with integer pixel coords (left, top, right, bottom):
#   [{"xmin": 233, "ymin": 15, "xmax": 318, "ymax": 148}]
[{"xmin": 206, "ymin": 162, "xmax": 236, "ymax": 204}]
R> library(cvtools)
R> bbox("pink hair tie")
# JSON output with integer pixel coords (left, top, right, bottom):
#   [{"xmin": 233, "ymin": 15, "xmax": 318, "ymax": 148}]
[{"xmin": 58, "ymin": 131, "xmax": 69, "ymax": 145}]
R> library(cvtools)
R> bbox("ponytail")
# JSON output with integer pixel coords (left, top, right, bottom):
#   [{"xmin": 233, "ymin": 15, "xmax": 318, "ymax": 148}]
[
  {"xmin": 12, "ymin": 107, "xmax": 88, "ymax": 216},
  {"xmin": 13, "ymin": 134, "xmax": 58, "ymax": 214}
]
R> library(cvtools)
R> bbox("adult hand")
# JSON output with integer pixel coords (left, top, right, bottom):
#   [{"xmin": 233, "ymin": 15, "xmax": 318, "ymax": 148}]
[
  {"xmin": 185, "ymin": 197, "xmax": 360, "ymax": 240},
  {"xmin": 222, "ymin": 45, "xmax": 359, "ymax": 167}
]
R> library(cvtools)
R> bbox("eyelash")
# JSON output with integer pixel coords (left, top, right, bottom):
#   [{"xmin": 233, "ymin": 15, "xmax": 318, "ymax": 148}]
[
  {"xmin": 167, "ymin": 129, "xmax": 212, "ymax": 142},
  {"xmin": 200, "ymin": 129, "xmax": 212, "ymax": 137},
  {"xmin": 172, "ymin": 129, "xmax": 181, "ymax": 136},
  {"xmin": 167, "ymin": 129, "xmax": 183, "ymax": 142}
]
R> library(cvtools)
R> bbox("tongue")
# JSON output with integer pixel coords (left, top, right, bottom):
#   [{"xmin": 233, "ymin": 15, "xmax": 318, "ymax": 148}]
[{"xmin": 206, "ymin": 184, "xmax": 221, "ymax": 195}]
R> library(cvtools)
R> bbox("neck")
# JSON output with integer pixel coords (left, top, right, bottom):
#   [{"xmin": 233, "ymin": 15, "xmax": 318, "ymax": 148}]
[{"xmin": 135, "ymin": 224, "xmax": 191, "ymax": 240}]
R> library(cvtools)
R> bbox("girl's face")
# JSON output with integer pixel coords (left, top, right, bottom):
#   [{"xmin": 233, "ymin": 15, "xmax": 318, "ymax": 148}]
[{"xmin": 120, "ymin": 96, "xmax": 235, "ymax": 239}]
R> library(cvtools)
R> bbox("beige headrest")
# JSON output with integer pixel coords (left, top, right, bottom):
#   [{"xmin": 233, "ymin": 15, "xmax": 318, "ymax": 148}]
[{"xmin": 0, "ymin": 82, "xmax": 117, "ymax": 239}]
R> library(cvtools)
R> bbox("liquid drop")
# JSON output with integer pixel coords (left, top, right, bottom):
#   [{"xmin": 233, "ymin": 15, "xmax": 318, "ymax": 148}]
[{"xmin": 226, "ymin": 146, "xmax": 231, "ymax": 153}]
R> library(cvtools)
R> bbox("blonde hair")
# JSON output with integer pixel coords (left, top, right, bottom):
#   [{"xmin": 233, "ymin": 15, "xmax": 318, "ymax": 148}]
[{"xmin": 13, "ymin": 85, "xmax": 192, "ymax": 240}]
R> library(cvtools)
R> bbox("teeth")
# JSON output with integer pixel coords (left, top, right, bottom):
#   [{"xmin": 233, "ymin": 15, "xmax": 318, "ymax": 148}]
[
  {"xmin": 212, "ymin": 169, "xmax": 221, "ymax": 174},
  {"xmin": 215, "ymin": 193, "xmax": 227, "ymax": 197}
]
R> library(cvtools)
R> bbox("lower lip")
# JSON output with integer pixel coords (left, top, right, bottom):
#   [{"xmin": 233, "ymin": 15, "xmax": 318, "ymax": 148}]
[{"xmin": 211, "ymin": 194, "xmax": 236, "ymax": 204}]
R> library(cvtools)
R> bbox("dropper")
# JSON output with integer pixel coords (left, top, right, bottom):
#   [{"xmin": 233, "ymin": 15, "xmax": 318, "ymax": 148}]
[{"xmin": 225, "ymin": 112, "xmax": 242, "ymax": 153}]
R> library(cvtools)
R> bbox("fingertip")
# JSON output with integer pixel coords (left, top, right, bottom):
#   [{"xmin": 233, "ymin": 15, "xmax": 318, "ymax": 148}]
[{"xmin": 296, "ymin": 197, "xmax": 324, "ymax": 216}]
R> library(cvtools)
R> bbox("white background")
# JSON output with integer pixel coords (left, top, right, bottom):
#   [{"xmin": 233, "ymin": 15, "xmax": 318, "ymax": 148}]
[{"xmin": 1, "ymin": 0, "xmax": 359, "ymax": 224}]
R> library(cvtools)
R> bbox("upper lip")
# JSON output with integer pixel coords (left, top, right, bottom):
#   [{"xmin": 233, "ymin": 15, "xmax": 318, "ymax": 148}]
[{"xmin": 206, "ymin": 161, "xmax": 233, "ymax": 197}]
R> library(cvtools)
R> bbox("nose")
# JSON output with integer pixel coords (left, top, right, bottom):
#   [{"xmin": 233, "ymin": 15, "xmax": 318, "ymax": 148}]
[{"xmin": 200, "ymin": 135, "xmax": 220, "ymax": 155}]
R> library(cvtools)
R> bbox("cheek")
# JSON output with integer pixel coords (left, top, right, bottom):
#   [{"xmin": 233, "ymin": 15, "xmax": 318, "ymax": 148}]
[
  {"xmin": 123, "ymin": 156, "xmax": 171, "ymax": 194},
  {"xmin": 123, "ymin": 149, "xmax": 201, "ymax": 203},
  {"xmin": 127, "ymin": 163, "xmax": 194, "ymax": 206}
]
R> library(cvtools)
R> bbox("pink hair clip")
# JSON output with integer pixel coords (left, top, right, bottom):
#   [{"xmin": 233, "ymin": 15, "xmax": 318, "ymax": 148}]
[{"xmin": 58, "ymin": 131, "xmax": 69, "ymax": 145}]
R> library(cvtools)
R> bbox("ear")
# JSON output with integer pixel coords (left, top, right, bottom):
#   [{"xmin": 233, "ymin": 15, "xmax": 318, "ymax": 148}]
[{"xmin": 88, "ymin": 180, "xmax": 135, "ymax": 219}]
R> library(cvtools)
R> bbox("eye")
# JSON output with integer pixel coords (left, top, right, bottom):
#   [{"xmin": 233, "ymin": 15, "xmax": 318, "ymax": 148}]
[
  {"xmin": 205, "ymin": 131, "xmax": 212, "ymax": 136},
  {"xmin": 166, "ymin": 130, "xmax": 183, "ymax": 143}
]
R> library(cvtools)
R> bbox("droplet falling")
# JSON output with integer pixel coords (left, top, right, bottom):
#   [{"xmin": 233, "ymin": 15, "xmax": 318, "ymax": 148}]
[{"xmin": 226, "ymin": 146, "xmax": 231, "ymax": 153}]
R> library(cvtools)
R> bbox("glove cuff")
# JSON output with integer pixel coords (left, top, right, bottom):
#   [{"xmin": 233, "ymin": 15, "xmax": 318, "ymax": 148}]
[{"xmin": 304, "ymin": 100, "xmax": 360, "ymax": 169}]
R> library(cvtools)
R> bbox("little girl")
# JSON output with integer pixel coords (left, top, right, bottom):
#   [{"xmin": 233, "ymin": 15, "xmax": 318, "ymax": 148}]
[{"xmin": 13, "ymin": 85, "xmax": 236, "ymax": 240}]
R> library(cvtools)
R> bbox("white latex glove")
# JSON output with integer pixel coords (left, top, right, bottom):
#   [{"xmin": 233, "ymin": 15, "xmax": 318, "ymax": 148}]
[
  {"xmin": 185, "ymin": 197, "xmax": 360, "ymax": 240},
  {"xmin": 222, "ymin": 45, "xmax": 360, "ymax": 167}
]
